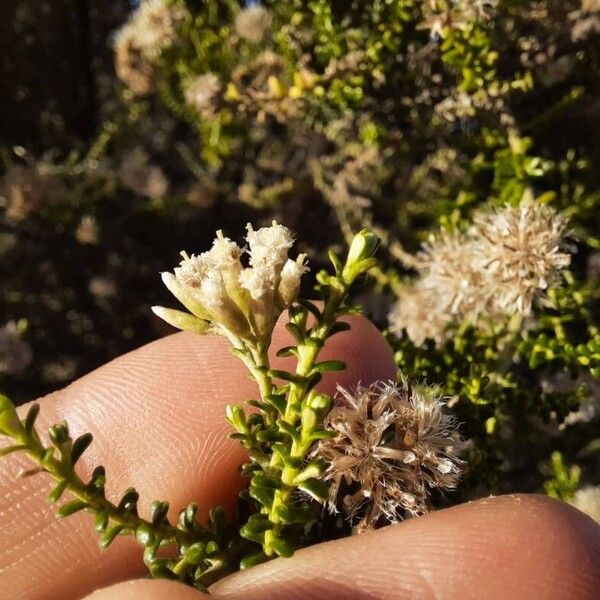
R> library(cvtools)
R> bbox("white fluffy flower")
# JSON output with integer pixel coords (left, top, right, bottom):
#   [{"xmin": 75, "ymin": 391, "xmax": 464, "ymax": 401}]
[
  {"xmin": 389, "ymin": 199, "xmax": 572, "ymax": 346},
  {"xmin": 235, "ymin": 5, "xmax": 273, "ymax": 43},
  {"xmin": 154, "ymin": 222, "xmax": 307, "ymax": 346},
  {"xmin": 113, "ymin": 0, "xmax": 188, "ymax": 94},
  {"xmin": 185, "ymin": 73, "xmax": 222, "ymax": 118}
]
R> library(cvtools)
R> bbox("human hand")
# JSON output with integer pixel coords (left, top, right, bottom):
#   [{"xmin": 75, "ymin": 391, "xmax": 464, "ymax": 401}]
[{"xmin": 1, "ymin": 317, "xmax": 598, "ymax": 599}]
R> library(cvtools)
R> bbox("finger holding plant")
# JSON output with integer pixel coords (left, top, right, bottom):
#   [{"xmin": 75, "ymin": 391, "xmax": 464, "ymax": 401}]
[{"xmin": 0, "ymin": 223, "xmax": 465, "ymax": 590}]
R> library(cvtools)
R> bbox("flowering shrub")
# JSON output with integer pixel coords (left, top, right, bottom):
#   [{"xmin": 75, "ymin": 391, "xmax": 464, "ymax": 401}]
[{"xmin": 0, "ymin": 0, "xmax": 599, "ymax": 584}]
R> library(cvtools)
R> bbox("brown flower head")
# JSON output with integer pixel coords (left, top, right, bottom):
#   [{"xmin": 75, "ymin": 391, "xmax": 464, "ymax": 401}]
[{"xmin": 315, "ymin": 380, "xmax": 464, "ymax": 532}]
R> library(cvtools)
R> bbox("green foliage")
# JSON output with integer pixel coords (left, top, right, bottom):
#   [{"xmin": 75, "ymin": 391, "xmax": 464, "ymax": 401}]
[
  {"xmin": 544, "ymin": 451, "xmax": 581, "ymax": 501},
  {"xmin": 0, "ymin": 395, "xmax": 241, "ymax": 589},
  {"xmin": 0, "ymin": 230, "xmax": 380, "ymax": 585}
]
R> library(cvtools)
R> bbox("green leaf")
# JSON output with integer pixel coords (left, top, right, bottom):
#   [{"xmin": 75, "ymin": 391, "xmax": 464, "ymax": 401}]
[
  {"xmin": 276, "ymin": 345, "xmax": 298, "ymax": 358},
  {"xmin": 24, "ymin": 403, "xmax": 40, "ymax": 434},
  {"xmin": 88, "ymin": 466, "xmax": 106, "ymax": 494},
  {"xmin": 276, "ymin": 419, "xmax": 300, "ymax": 440},
  {"xmin": 240, "ymin": 551, "xmax": 268, "ymax": 569},
  {"xmin": 0, "ymin": 444, "xmax": 27, "ymax": 458},
  {"xmin": 100, "ymin": 524, "xmax": 125, "ymax": 549},
  {"xmin": 71, "ymin": 432, "xmax": 93, "ymax": 465},
  {"xmin": 118, "ymin": 488, "xmax": 139, "ymax": 512},
  {"xmin": 298, "ymin": 478, "xmax": 329, "ymax": 502},
  {"xmin": 329, "ymin": 321, "xmax": 351, "ymax": 336},
  {"xmin": 274, "ymin": 504, "xmax": 314, "ymax": 525},
  {"xmin": 48, "ymin": 479, "xmax": 68, "ymax": 503},
  {"xmin": 265, "ymin": 393, "xmax": 287, "ymax": 414},
  {"xmin": 269, "ymin": 536, "xmax": 294, "ymax": 558},
  {"xmin": 150, "ymin": 500, "xmax": 170, "ymax": 526},
  {"xmin": 240, "ymin": 514, "xmax": 270, "ymax": 543},
  {"xmin": 0, "ymin": 394, "xmax": 24, "ymax": 438},
  {"xmin": 135, "ymin": 524, "xmax": 155, "ymax": 546},
  {"xmin": 311, "ymin": 360, "xmax": 346, "ymax": 373},
  {"xmin": 57, "ymin": 500, "xmax": 89, "ymax": 518},
  {"xmin": 94, "ymin": 510, "xmax": 109, "ymax": 532},
  {"xmin": 268, "ymin": 369, "xmax": 306, "ymax": 384}
]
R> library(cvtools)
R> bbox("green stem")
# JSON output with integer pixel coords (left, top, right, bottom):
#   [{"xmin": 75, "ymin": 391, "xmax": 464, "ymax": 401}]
[
  {"xmin": 18, "ymin": 427, "xmax": 202, "ymax": 550},
  {"xmin": 265, "ymin": 284, "xmax": 348, "ymax": 542}
]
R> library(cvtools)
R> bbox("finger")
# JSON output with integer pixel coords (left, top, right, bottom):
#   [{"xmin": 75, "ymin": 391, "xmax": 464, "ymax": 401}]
[
  {"xmin": 85, "ymin": 579, "xmax": 206, "ymax": 599},
  {"xmin": 210, "ymin": 495, "xmax": 600, "ymax": 600},
  {"xmin": 0, "ymin": 315, "xmax": 395, "ymax": 600}
]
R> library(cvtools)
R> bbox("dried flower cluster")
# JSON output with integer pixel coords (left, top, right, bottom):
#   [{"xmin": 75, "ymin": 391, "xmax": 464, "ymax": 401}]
[
  {"xmin": 153, "ymin": 221, "xmax": 307, "ymax": 347},
  {"xmin": 235, "ymin": 5, "xmax": 273, "ymax": 43},
  {"xmin": 0, "ymin": 321, "xmax": 32, "ymax": 376},
  {"xmin": 315, "ymin": 380, "xmax": 464, "ymax": 531},
  {"xmin": 114, "ymin": 0, "xmax": 188, "ymax": 95},
  {"xmin": 390, "ymin": 200, "xmax": 571, "ymax": 345}
]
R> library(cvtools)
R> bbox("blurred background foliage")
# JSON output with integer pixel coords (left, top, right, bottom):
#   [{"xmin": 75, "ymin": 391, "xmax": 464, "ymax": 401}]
[{"xmin": 1, "ymin": 0, "xmax": 598, "ymax": 505}]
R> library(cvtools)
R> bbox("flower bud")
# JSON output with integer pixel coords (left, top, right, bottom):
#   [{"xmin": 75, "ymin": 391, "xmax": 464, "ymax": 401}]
[{"xmin": 0, "ymin": 394, "xmax": 23, "ymax": 438}]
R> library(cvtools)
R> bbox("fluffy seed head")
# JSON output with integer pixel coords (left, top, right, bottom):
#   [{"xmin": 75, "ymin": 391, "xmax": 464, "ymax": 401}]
[
  {"xmin": 315, "ymin": 380, "xmax": 464, "ymax": 531},
  {"xmin": 185, "ymin": 73, "xmax": 222, "ymax": 118},
  {"xmin": 113, "ymin": 0, "xmax": 188, "ymax": 94},
  {"xmin": 235, "ymin": 5, "xmax": 273, "ymax": 43},
  {"xmin": 389, "ymin": 199, "xmax": 572, "ymax": 346}
]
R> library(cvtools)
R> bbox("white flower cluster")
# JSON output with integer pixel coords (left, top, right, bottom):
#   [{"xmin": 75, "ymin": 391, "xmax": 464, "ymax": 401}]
[
  {"xmin": 235, "ymin": 5, "xmax": 273, "ymax": 43},
  {"xmin": 114, "ymin": 0, "xmax": 188, "ymax": 95},
  {"xmin": 184, "ymin": 73, "xmax": 222, "ymax": 118},
  {"xmin": 390, "ymin": 199, "xmax": 571, "ymax": 346},
  {"xmin": 154, "ymin": 221, "xmax": 308, "ymax": 346}
]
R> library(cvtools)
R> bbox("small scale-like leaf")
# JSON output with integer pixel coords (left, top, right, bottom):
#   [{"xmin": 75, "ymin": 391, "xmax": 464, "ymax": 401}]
[
  {"xmin": 329, "ymin": 321, "xmax": 352, "ymax": 336},
  {"xmin": 240, "ymin": 551, "xmax": 268, "ymax": 570},
  {"xmin": 311, "ymin": 360, "xmax": 346, "ymax": 374},
  {"xmin": 239, "ymin": 514, "xmax": 270, "ymax": 543},
  {"xmin": 274, "ymin": 504, "xmax": 314, "ymax": 525},
  {"xmin": 57, "ymin": 499, "xmax": 88, "ymax": 518},
  {"xmin": 285, "ymin": 322, "xmax": 304, "ymax": 342},
  {"xmin": 24, "ymin": 403, "xmax": 40, "ymax": 434},
  {"xmin": 205, "ymin": 540, "xmax": 219, "ymax": 556},
  {"xmin": 209, "ymin": 505, "xmax": 225, "ymax": 540},
  {"xmin": 275, "ymin": 345, "xmax": 298, "ymax": 358},
  {"xmin": 88, "ymin": 466, "xmax": 106, "ymax": 494},
  {"xmin": 94, "ymin": 510, "xmax": 109, "ymax": 532},
  {"xmin": 48, "ymin": 479, "xmax": 68, "ymax": 503},
  {"xmin": 71, "ymin": 432, "xmax": 93, "ymax": 465},
  {"xmin": 309, "ymin": 429, "xmax": 337, "ymax": 442},
  {"xmin": 328, "ymin": 249, "xmax": 343, "ymax": 275},
  {"xmin": 276, "ymin": 419, "xmax": 299, "ymax": 440},
  {"xmin": 118, "ymin": 487, "xmax": 139, "ymax": 512},
  {"xmin": 298, "ymin": 477, "xmax": 329, "ymax": 503},
  {"xmin": 135, "ymin": 524, "xmax": 155, "ymax": 546},
  {"xmin": 150, "ymin": 500, "xmax": 170, "ymax": 526},
  {"xmin": 0, "ymin": 444, "xmax": 27, "ymax": 458},
  {"xmin": 269, "ymin": 536, "xmax": 293, "ymax": 558},
  {"xmin": 184, "ymin": 542, "xmax": 206, "ymax": 564},
  {"xmin": 265, "ymin": 393, "xmax": 287, "ymax": 414},
  {"xmin": 100, "ymin": 524, "xmax": 125, "ymax": 549},
  {"xmin": 268, "ymin": 369, "xmax": 305, "ymax": 384}
]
